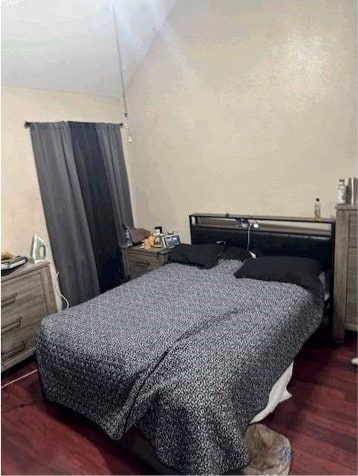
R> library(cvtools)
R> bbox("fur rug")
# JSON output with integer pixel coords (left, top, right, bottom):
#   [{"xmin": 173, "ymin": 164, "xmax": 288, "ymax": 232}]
[{"xmin": 242, "ymin": 424, "xmax": 292, "ymax": 475}]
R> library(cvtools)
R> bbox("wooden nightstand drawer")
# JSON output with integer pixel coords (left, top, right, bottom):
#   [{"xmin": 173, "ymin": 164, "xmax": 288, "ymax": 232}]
[
  {"xmin": 127, "ymin": 252, "xmax": 166, "ymax": 268},
  {"xmin": 122, "ymin": 245, "xmax": 168, "ymax": 280},
  {"xmin": 129, "ymin": 264, "xmax": 155, "ymax": 279},
  {"xmin": 127, "ymin": 256, "xmax": 160, "ymax": 279}
]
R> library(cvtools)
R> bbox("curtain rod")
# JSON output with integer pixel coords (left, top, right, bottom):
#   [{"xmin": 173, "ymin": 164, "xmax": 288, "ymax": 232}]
[{"xmin": 24, "ymin": 121, "xmax": 124, "ymax": 128}]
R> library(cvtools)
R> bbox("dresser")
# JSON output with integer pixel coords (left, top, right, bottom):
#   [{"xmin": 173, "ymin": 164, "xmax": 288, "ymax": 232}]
[
  {"xmin": 122, "ymin": 245, "xmax": 168, "ymax": 280},
  {"xmin": 1, "ymin": 261, "xmax": 57, "ymax": 370},
  {"xmin": 333, "ymin": 205, "xmax": 357, "ymax": 342}
]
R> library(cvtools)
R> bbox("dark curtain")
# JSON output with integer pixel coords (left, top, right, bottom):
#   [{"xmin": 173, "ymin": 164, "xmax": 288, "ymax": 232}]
[
  {"xmin": 95, "ymin": 123, "xmax": 133, "ymax": 244},
  {"xmin": 29, "ymin": 122, "xmax": 100, "ymax": 305},
  {"xmin": 69, "ymin": 122, "xmax": 122, "ymax": 293},
  {"xmin": 29, "ymin": 121, "xmax": 133, "ymax": 306}
]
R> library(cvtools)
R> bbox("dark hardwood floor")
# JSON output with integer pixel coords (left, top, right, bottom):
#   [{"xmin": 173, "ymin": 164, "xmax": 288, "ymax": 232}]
[{"xmin": 1, "ymin": 328, "xmax": 357, "ymax": 475}]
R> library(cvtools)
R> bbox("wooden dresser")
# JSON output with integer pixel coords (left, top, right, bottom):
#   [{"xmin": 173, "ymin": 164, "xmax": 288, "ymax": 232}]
[
  {"xmin": 122, "ymin": 245, "xmax": 168, "ymax": 280},
  {"xmin": 333, "ymin": 205, "xmax": 357, "ymax": 342},
  {"xmin": 1, "ymin": 261, "xmax": 57, "ymax": 370}
]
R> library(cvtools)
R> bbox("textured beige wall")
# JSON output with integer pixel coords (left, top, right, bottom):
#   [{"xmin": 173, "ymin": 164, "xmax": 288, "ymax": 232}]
[
  {"xmin": 2, "ymin": 0, "xmax": 357, "ymax": 256},
  {"xmin": 1, "ymin": 87, "xmax": 123, "ymax": 305},
  {"xmin": 126, "ymin": 0, "xmax": 357, "ymax": 242}
]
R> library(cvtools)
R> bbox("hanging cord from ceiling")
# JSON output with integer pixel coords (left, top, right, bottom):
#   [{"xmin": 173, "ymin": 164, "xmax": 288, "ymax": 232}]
[{"xmin": 112, "ymin": 3, "xmax": 132, "ymax": 143}]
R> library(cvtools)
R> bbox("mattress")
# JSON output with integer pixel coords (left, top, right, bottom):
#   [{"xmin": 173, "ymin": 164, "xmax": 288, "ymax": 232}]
[{"xmin": 37, "ymin": 260, "xmax": 323, "ymax": 474}]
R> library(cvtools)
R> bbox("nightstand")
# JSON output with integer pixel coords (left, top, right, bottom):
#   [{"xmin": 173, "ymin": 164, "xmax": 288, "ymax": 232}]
[{"xmin": 122, "ymin": 245, "xmax": 168, "ymax": 280}]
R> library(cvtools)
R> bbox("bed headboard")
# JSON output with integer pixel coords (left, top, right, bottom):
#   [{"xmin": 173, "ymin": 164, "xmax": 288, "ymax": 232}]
[{"xmin": 189, "ymin": 213, "xmax": 336, "ymax": 272}]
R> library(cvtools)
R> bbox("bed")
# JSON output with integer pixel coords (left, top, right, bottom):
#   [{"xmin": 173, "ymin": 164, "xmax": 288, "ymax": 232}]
[{"xmin": 37, "ymin": 213, "xmax": 335, "ymax": 475}]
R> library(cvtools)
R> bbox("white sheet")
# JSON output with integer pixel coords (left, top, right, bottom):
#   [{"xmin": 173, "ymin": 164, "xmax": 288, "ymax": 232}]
[{"xmin": 250, "ymin": 363, "xmax": 293, "ymax": 423}]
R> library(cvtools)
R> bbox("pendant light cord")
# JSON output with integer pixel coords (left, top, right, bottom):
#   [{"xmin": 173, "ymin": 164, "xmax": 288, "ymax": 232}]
[{"xmin": 112, "ymin": 3, "xmax": 129, "ymax": 118}]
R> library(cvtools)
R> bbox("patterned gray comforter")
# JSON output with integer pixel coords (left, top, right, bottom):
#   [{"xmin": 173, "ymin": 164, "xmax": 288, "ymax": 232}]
[{"xmin": 37, "ymin": 260, "xmax": 324, "ymax": 474}]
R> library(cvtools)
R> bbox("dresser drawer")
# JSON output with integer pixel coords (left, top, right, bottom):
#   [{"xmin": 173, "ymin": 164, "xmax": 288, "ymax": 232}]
[
  {"xmin": 1, "ymin": 262, "xmax": 57, "ymax": 370},
  {"xmin": 349, "ymin": 213, "xmax": 357, "ymax": 248},
  {"xmin": 2, "ymin": 272, "xmax": 48, "ymax": 331},
  {"xmin": 1, "ymin": 293, "xmax": 20, "ymax": 333},
  {"xmin": 1, "ymin": 323, "xmax": 38, "ymax": 361},
  {"xmin": 346, "ymin": 247, "xmax": 357, "ymax": 330}
]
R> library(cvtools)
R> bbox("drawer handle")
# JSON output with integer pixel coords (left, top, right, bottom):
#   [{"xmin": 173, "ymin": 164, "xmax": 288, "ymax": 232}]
[
  {"xmin": 134, "ymin": 261, "xmax": 150, "ymax": 267},
  {"xmin": 2, "ymin": 341, "xmax": 26, "ymax": 359},
  {"xmin": 2, "ymin": 316, "xmax": 22, "ymax": 334},
  {"xmin": 1, "ymin": 293, "xmax": 17, "ymax": 308}
]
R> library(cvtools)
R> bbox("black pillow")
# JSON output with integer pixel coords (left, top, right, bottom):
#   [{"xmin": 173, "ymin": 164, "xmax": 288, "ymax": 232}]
[
  {"xmin": 168, "ymin": 243, "xmax": 224, "ymax": 269},
  {"xmin": 220, "ymin": 247, "xmax": 252, "ymax": 261},
  {"xmin": 234, "ymin": 256, "xmax": 322, "ymax": 290}
]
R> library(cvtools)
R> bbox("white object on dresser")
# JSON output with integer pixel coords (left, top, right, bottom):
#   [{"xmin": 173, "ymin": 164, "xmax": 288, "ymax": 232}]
[{"xmin": 337, "ymin": 179, "xmax": 347, "ymax": 204}]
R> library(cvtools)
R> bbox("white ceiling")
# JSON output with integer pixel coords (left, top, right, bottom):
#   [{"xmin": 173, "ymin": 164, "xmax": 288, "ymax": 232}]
[{"xmin": 1, "ymin": 0, "xmax": 176, "ymax": 97}]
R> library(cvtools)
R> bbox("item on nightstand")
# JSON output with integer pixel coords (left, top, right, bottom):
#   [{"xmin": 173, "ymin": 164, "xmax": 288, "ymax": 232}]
[
  {"xmin": 337, "ymin": 179, "xmax": 346, "ymax": 204},
  {"xmin": 346, "ymin": 177, "xmax": 358, "ymax": 205},
  {"xmin": 143, "ymin": 237, "xmax": 152, "ymax": 250},
  {"xmin": 124, "ymin": 226, "xmax": 133, "ymax": 247},
  {"xmin": 1, "ymin": 252, "xmax": 27, "ymax": 272},
  {"xmin": 1, "ymin": 251, "xmax": 13, "ymax": 261},
  {"xmin": 29, "ymin": 234, "xmax": 47, "ymax": 263},
  {"xmin": 162, "ymin": 233, "xmax": 181, "ymax": 249},
  {"xmin": 314, "ymin": 198, "xmax": 321, "ymax": 221},
  {"xmin": 153, "ymin": 230, "xmax": 163, "ymax": 248},
  {"xmin": 154, "ymin": 226, "xmax": 165, "ymax": 246},
  {"xmin": 144, "ymin": 233, "xmax": 162, "ymax": 250},
  {"xmin": 131, "ymin": 228, "xmax": 150, "ymax": 245}
]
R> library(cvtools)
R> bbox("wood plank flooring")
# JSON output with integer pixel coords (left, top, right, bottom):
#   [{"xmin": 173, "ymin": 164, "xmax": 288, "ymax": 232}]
[{"xmin": 1, "ymin": 328, "xmax": 357, "ymax": 475}]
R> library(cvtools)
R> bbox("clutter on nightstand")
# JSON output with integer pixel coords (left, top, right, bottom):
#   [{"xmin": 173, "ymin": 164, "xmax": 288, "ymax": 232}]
[
  {"xmin": 143, "ymin": 225, "xmax": 181, "ymax": 250},
  {"xmin": 122, "ymin": 225, "xmax": 180, "ymax": 280},
  {"xmin": 124, "ymin": 226, "xmax": 151, "ymax": 247},
  {"xmin": 1, "ymin": 252, "xmax": 27, "ymax": 273},
  {"xmin": 29, "ymin": 234, "xmax": 47, "ymax": 263}
]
